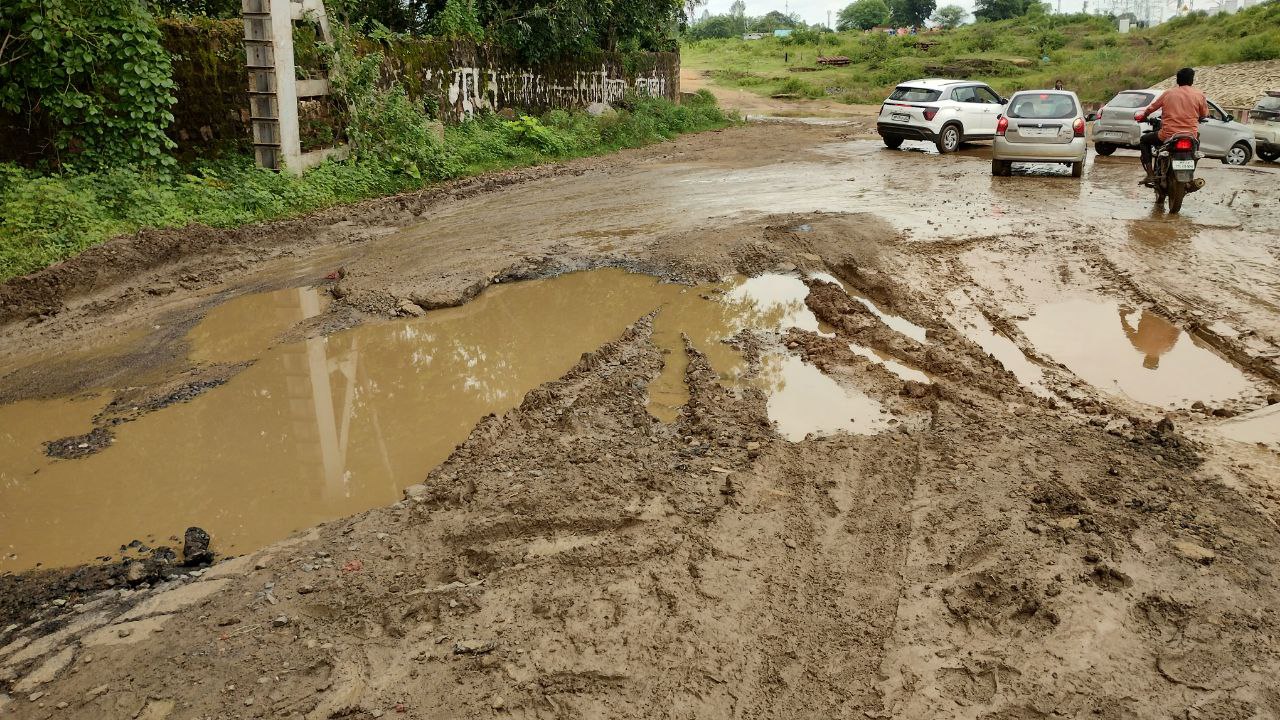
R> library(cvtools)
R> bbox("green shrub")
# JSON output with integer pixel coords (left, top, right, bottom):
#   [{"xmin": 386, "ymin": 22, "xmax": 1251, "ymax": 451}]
[{"xmin": 1235, "ymin": 33, "xmax": 1280, "ymax": 62}]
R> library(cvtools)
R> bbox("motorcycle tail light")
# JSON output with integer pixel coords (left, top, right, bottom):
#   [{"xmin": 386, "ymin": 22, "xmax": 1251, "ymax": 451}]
[
  {"xmin": 1073, "ymin": 117, "xmax": 1085, "ymax": 137},
  {"xmin": 1174, "ymin": 137, "xmax": 1194, "ymax": 151},
  {"xmin": 996, "ymin": 115, "xmax": 1008, "ymax": 136}
]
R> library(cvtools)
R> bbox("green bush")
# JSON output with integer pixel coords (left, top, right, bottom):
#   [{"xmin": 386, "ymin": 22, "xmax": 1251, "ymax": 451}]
[{"xmin": 1235, "ymin": 33, "xmax": 1280, "ymax": 62}]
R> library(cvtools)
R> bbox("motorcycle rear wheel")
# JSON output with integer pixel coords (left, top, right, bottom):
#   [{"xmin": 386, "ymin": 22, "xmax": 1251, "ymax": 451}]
[{"xmin": 1167, "ymin": 179, "xmax": 1186, "ymax": 214}]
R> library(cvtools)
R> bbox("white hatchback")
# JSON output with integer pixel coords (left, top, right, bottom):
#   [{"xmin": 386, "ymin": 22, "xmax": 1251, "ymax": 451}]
[{"xmin": 877, "ymin": 79, "xmax": 1008, "ymax": 153}]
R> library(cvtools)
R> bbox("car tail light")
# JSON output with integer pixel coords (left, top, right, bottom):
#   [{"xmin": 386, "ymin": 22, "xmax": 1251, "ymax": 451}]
[
  {"xmin": 1073, "ymin": 117, "xmax": 1085, "ymax": 137},
  {"xmin": 996, "ymin": 115, "xmax": 1008, "ymax": 136},
  {"xmin": 923, "ymin": 108, "xmax": 938, "ymax": 121},
  {"xmin": 1174, "ymin": 137, "xmax": 1193, "ymax": 151}
]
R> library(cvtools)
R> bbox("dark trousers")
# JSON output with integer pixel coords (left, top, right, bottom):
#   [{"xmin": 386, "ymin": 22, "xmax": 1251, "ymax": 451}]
[{"xmin": 1140, "ymin": 131, "xmax": 1161, "ymax": 171}]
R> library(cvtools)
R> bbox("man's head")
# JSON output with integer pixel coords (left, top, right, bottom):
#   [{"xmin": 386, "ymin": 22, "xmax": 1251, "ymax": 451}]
[
  {"xmin": 1054, "ymin": 79, "xmax": 1064, "ymax": 90},
  {"xmin": 1176, "ymin": 67, "xmax": 1195, "ymax": 86}
]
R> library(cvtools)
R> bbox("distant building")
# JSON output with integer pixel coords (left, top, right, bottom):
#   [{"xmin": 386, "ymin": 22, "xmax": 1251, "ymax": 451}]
[
  {"xmin": 742, "ymin": 32, "xmax": 766, "ymax": 40},
  {"xmin": 773, "ymin": 28, "xmax": 793, "ymax": 38}
]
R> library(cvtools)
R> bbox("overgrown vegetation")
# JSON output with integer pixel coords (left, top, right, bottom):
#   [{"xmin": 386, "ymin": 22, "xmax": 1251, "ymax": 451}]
[
  {"xmin": 684, "ymin": 0, "xmax": 1280, "ymax": 104},
  {"xmin": 0, "ymin": 0, "xmax": 178, "ymax": 171},
  {"xmin": 0, "ymin": 91, "xmax": 733, "ymax": 281}
]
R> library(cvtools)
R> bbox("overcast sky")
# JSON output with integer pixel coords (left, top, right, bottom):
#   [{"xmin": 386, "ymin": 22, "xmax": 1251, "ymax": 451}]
[{"xmin": 697, "ymin": 0, "xmax": 1097, "ymax": 27}]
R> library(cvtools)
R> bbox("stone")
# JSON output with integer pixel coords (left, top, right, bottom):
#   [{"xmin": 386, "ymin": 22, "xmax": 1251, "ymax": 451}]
[
  {"xmin": 117, "ymin": 579, "xmax": 230, "ymax": 622},
  {"xmin": 12, "ymin": 646, "xmax": 76, "ymax": 693},
  {"xmin": 182, "ymin": 527, "xmax": 213, "ymax": 566},
  {"xmin": 397, "ymin": 299, "xmax": 425, "ymax": 317},
  {"xmin": 745, "ymin": 442, "xmax": 761, "ymax": 451},
  {"xmin": 453, "ymin": 639, "xmax": 497, "ymax": 655},
  {"xmin": 272, "ymin": 616, "xmax": 290, "ymax": 627},
  {"xmin": 491, "ymin": 695, "xmax": 506, "ymax": 710},
  {"xmin": 403, "ymin": 484, "xmax": 428, "ymax": 502},
  {"xmin": 87, "ymin": 684, "xmax": 109, "ymax": 699},
  {"xmin": 1173, "ymin": 541, "xmax": 1216, "ymax": 564},
  {"xmin": 784, "ymin": 538, "xmax": 798, "ymax": 549},
  {"xmin": 585, "ymin": 102, "xmax": 615, "ymax": 117}
]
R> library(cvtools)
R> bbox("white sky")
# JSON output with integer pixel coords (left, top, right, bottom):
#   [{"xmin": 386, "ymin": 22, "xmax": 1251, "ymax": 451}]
[{"xmin": 698, "ymin": 0, "xmax": 1093, "ymax": 27}]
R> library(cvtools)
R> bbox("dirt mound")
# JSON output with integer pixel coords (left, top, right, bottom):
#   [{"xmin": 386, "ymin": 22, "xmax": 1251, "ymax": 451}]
[{"xmin": 1151, "ymin": 59, "xmax": 1280, "ymax": 107}]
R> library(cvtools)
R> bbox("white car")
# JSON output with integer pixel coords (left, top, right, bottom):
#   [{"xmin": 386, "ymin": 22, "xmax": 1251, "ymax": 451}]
[{"xmin": 877, "ymin": 79, "xmax": 1008, "ymax": 154}]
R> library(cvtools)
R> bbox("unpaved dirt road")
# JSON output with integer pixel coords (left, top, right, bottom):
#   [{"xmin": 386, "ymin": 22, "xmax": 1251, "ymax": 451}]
[{"xmin": 2, "ymin": 121, "xmax": 1280, "ymax": 719}]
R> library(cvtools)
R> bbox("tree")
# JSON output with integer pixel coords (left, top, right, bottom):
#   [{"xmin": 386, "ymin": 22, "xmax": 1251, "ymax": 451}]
[
  {"xmin": 686, "ymin": 13, "xmax": 740, "ymax": 38},
  {"xmin": 753, "ymin": 9, "xmax": 800, "ymax": 30},
  {"xmin": 974, "ymin": 0, "xmax": 1027, "ymax": 21},
  {"xmin": 729, "ymin": 0, "xmax": 747, "ymax": 33},
  {"xmin": 929, "ymin": 3, "xmax": 968, "ymax": 27},
  {"xmin": 838, "ymin": 0, "xmax": 891, "ymax": 30},
  {"xmin": 889, "ymin": 0, "xmax": 935, "ymax": 27}
]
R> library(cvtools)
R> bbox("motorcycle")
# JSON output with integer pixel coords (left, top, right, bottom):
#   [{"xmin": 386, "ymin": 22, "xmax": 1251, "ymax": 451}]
[{"xmin": 1135, "ymin": 113, "xmax": 1205, "ymax": 214}]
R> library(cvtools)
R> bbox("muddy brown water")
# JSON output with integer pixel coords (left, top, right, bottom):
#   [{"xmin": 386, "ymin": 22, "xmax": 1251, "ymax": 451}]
[
  {"xmin": 0, "ymin": 269, "xmax": 893, "ymax": 572},
  {"xmin": 1019, "ymin": 297, "xmax": 1252, "ymax": 408}
]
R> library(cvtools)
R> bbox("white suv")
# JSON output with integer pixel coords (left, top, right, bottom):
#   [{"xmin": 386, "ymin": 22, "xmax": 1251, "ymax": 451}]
[{"xmin": 877, "ymin": 79, "xmax": 1008, "ymax": 153}]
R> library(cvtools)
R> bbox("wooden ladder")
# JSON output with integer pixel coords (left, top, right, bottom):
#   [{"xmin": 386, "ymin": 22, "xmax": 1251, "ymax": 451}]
[{"xmin": 242, "ymin": 0, "xmax": 347, "ymax": 174}]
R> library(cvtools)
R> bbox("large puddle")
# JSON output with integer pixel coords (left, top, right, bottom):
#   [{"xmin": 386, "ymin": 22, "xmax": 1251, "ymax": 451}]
[
  {"xmin": 1019, "ymin": 298, "xmax": 1252, "ymax": 408},
  {"xmin": 0, "ymin": 270, "xmax": 886, "ymax": 571}
]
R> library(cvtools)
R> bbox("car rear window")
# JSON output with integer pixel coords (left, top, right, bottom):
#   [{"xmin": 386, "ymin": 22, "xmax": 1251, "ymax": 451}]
[
  {"xmin": 1007, "ymin": 93, "xmax": 1078, "ymax": 119},
  {"xmin": 1107, "ymin": 91, "xmax": 1154, "ymax": 108},
  {"xmin": 889, "ymin": 86, "xmax": 941, "ymax": 103},
  {"xmin": 1254, "ymin": 96, "xmax": 1280, "ymax": 115}
]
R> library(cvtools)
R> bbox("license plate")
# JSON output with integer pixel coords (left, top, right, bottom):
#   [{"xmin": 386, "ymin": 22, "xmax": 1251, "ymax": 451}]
[
  {"xmin": 1171, "ymin": 159, "xmax": 1195, "ymax": 170},
  {"xmin": 891, "ymin": 113, "xmax": 910, "ymax": 122},
  {"xmin": 1021, "ymin": 128, "xmax": 1057, "ymax": 137},
  {"xmin": 1101, "ymin": 131, "xmax": 1122, "ymax": 137}
]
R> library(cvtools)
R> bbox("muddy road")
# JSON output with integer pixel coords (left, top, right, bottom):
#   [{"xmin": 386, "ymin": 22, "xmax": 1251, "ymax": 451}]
[{"xmin": 2, "ymin": 121, "xmax": 1280, "ymax": 719}]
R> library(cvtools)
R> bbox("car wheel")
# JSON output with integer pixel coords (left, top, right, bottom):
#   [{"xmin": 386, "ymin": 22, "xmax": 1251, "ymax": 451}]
[
  {"xmin": 1222, "ymin": 142, "xmax": 1252, "ymax": 166},
  {"xmin": 1071, "ymin": 161, "xmax": 1083, "ymax": 178},
  {"xmin": 936, "ymin": 124, "xmax": 961, "ymax": 154},
  {"xmin": 883, "ymin": 136, "xmax": 904, "ymax": 149},
  {"xmin": 1094, "ymin": 143, "xmax": 1116, "ymax": 156},
  {"xmin": 1258, "ymin": 147, "xmax": 1279, "ymax": 163}
]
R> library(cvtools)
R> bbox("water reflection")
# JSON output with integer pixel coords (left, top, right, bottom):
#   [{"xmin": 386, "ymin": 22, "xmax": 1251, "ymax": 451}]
[{"xmin": 0, "ymin": 270, "xmax": 896, "ymax": 571}]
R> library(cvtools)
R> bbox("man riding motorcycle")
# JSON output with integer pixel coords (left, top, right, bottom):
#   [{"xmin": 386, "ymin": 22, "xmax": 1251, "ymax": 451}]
[{"xmin": 1135, "ymin": 67, "xmax": 1208, "ymax": 185}]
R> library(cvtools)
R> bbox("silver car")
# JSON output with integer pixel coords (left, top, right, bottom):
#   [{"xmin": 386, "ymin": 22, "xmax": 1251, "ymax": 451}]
[
  {"xmin": 991, "ymin": 90, "xmax": 1087, "ymax": 178},
  {"xmin": 1089, "ymin": 88, "xmax": 1257, "ymax": 165}
]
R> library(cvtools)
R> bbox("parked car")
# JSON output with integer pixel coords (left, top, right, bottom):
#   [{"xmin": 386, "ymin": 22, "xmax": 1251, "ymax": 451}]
[
  {"xmin": 877, "ymin": 79, "xmax": 1008, "ymax": 154},
  {"xmin": 1249, "ymin": 90, "xmax": 1280, "ymax": 163},
  {"xmin": 1088, "ymin": 88, "xmax": 1257, "ymax": 165},
  {"xmin": 991, "ymin": 90, "xmax": 1088, "ymax": 178}
]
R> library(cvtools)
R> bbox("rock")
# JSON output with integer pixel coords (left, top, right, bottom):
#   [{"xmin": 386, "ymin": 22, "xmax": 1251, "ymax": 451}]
[
  {"xmin": 244, "ymin": 696, "xmax": 255, "ymax": 706},
  {"xmin": 1155, "ymin": 416, "xmax": 1176, "ymax": 435},
  {"xmin": 397, "ymin": 299, "xmax": 425, "ymax": 317},
  {"xmin": 585, "ymin": 102, "xmax": 615, "ymax": 117},
  {"xmin": 491, "ymin": 695, "xmax": 506, "ymax": 709},
  {"xmin": 182, "ymin": 527, "xmax": 213, "ymax": 566},
  {"xmin": 125, "ymin": 562, "xmax": 148, "ymax": 585},
  {"xmin": 1211, "ymin": 407, "xmax": 1236, "ymax": 418},
  {"xmin": 51, "ymin": 598, "xmax": 66, "ymax": 607},
  {"xmin": 118, "ymin": 627, "xmax": 133, "ymax": 638},
  {"xmin": 900, "ymin": 381, "xmax": 930, "ymax": 399},
  {"xmin": 1191, "ymin": 400, "xmax": 1207, "ymax": 411},
  {"xmin": 371, "ymin": 711, "xmax": 385, "ymax": 719},
  {"xmin": 86, "ymin": 685, "xmax": 109, "ymax": 699},
  {"xmin": 784, "ymin": 538, "xmax": 798, "ymax": 549},
  {"xmin": 745, "ymin": 442, "xmax": 761, "ymax": 451},
  {"xmin": 1173, "ymin": 541, "xmax": 1216, "ymax": 564},
  {"xmin": 272, "ymin": 616, "xmax": 290, "ymax": 627},
  {"xmin": 27, "ymin": 692, "xmax": 43, "ymax": 702},
  {"xmin": 453, "ymin": 639, "xmax": 497, "ymax": 655},
  {"xmin": 1267, "ymin": 393, "xmax": 1279, "ymax": 405},
  {"xmin": 403, "ymin": 484, "xmax": 428, "ymax": 502}
]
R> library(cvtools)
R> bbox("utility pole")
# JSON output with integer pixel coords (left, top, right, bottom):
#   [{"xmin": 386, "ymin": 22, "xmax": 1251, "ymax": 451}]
[{"xmin": 827, "ymin": 9, "xmax": 832, "ymax": 29}]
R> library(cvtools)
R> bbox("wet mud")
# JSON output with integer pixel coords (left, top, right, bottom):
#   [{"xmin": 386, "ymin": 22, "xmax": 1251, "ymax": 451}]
[{"xmin": 1, "ymin": 122, "xmax": 1280, "ymax": 719}]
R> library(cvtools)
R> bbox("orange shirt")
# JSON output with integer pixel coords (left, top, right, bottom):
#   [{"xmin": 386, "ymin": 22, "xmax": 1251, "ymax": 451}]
[{"xmin": 1145, "ymin": 85, "xmax": 1209, "ymax": 141}]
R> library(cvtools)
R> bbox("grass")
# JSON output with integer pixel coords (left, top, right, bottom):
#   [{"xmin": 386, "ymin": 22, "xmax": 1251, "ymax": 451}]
[
  {"xmin": 682, "ymin": 1, "xmax": 1280, "ymax": 106},
  {"xmin": 0, "ymin": 93, "xmax": 735, "ymax": 281}
]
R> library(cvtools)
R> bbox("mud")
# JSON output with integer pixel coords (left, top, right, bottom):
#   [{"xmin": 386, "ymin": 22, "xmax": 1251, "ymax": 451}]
[{"xmin": 2, "ymin": 121, "xmax": 1280, "ymax": 718}]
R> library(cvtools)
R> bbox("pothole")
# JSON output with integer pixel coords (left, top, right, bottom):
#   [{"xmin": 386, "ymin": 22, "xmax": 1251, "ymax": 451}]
[
  {"xmin": 0, "ymin": 268, "xmax": 894, "ymax": 571},
  {"xmin": 1019, "ymin": 298, "xmax": 1253, "ymax": 409},
  {"xmin": 946, "ymin": 289, "xmax": 1053, "ymax": 399}
]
